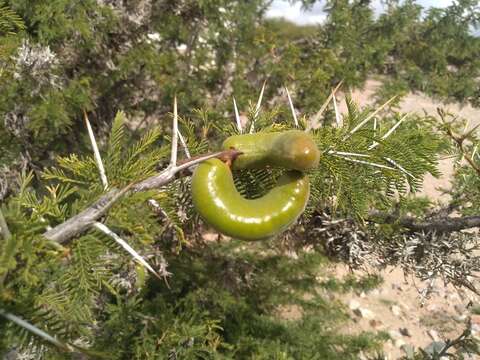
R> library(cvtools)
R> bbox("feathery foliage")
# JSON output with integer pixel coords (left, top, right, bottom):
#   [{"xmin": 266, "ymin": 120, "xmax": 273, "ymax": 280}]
[
  {"xmin": 0, "ymin": 94, "xmax": 443, "ymax": 357},
  {"xmin": 0, "ymin": 1, "xmax": 24, "ymax": 35}
]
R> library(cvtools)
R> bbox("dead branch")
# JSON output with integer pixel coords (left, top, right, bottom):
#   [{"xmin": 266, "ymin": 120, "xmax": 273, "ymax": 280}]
[
  {"xmin": 370, "ymin": 211, "xmax": 480, "ymax": 233},
  {"xmin": 399, "ymin": 215, "xmax": 480, "ymax": 233}
]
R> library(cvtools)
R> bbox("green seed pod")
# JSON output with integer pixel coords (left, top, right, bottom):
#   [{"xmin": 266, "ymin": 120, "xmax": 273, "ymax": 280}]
[
  {"xmin": 222, "ymin": 130, "xmax": 320, "ymax": 171},
  {"xmin": 191, "ymin": 158, "xmax": 310, "ymax": 241}
]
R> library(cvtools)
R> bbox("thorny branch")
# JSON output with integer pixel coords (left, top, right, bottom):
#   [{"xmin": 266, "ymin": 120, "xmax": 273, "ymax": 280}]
[
  {"xmin": 42, "ymin": 149, "xmax": 240, "ymax": 245},
  {"xmin": 41, "ymin": 95, "xmax": 242, "ymax": 245}
]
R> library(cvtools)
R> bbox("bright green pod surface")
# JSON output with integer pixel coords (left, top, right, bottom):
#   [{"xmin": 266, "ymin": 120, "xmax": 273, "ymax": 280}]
[
  {"xmin": 222, "ymin": 130, "xmax": 320, "ymax": 171},
  {"xmin": 191, "ymin": 158, "xmax": 310, "ymax": 241}
]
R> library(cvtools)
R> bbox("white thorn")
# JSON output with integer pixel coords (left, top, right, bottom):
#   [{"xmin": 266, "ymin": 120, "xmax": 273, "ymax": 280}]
[
  {"xmin": 174, "ymin": 151, "xmax": 226, "ymax": 172},
  {"xmin": 328, "ymin": 150, "xmax": 370, "ymax": 158},
  {"xmin": 332, "ymin": 154, "xmax": 396, "ymax": 171},
  {"xmin": 347, "ymin": 96, "xmax": 397, "ymax": 139},
  {"xmin": 463, "ymin": 118, "xmax": 471, "ymax": 134},
  {"xmin": 177, "ymin": 129, "xmax": 191, "ymax": 159},
  {"xmin": 0, "ymin": 310, "xmax": 70, "ymax": 350},
  {"xmin": 84, "ymin": 111, "xmax": 108, "ymax": 190},
  {"xmin": 255, "ymin": 80, "xmax": 266, "ymax": 118},
  {"xmin": 383, "ymin": 157, "xmax": 416, "ymax": 179},
  {"xmin": 233, "ymin": 97, "xmax": 242, "ymax": 133},
  {"xmin": 250, "ymin": 80, "xmax": 266, "ymax": 133},
  {"xmin": 94, "ymin": 222, "xmax": 165, "ymax": 280},
  {"xmin": 371, "ymin": 117, "xmax": 378, "ymax": 148},
  {"xmin": 307, "ymin": 80, "xmax": 343, "ymax": 131},
  {"xmin": 285, "ymin": 86, "xmax": 298, "ymax": 127},
  {"xmin": 472, "ymin": 144, "xmax": 478, "ymax": 159},
  {"xmin": 332, "ymin": 90, "xmax": 341, "ymax": 127},
  {"xmin": 369, "ymin": 113, "xmax": 409, "ymax": 150},
  {"xmin": 170, "ymin": 97, "xmax": 179, "ymax": 166},
  {"xmin": 381, "ymin": 113, "xmax": 409, "ymax": 140}
]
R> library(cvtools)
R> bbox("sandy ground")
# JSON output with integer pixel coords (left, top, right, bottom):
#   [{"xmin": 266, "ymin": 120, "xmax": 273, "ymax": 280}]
[
  {"xmin": 327, "ymin": 79, "xmax": 480, "ymax": 359},
  {"xmin": 328, "ymin": 266, "xmax": 480, "ymax": 359}
]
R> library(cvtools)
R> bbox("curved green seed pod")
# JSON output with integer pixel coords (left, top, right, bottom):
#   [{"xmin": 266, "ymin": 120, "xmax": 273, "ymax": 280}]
[
  {"xmin": 191, "ymin": 158, "xmax": 310, "ymax": 241},
  {"xmin": 222, "ymin": 130, "xmax": 320, "ymax": 171}
]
